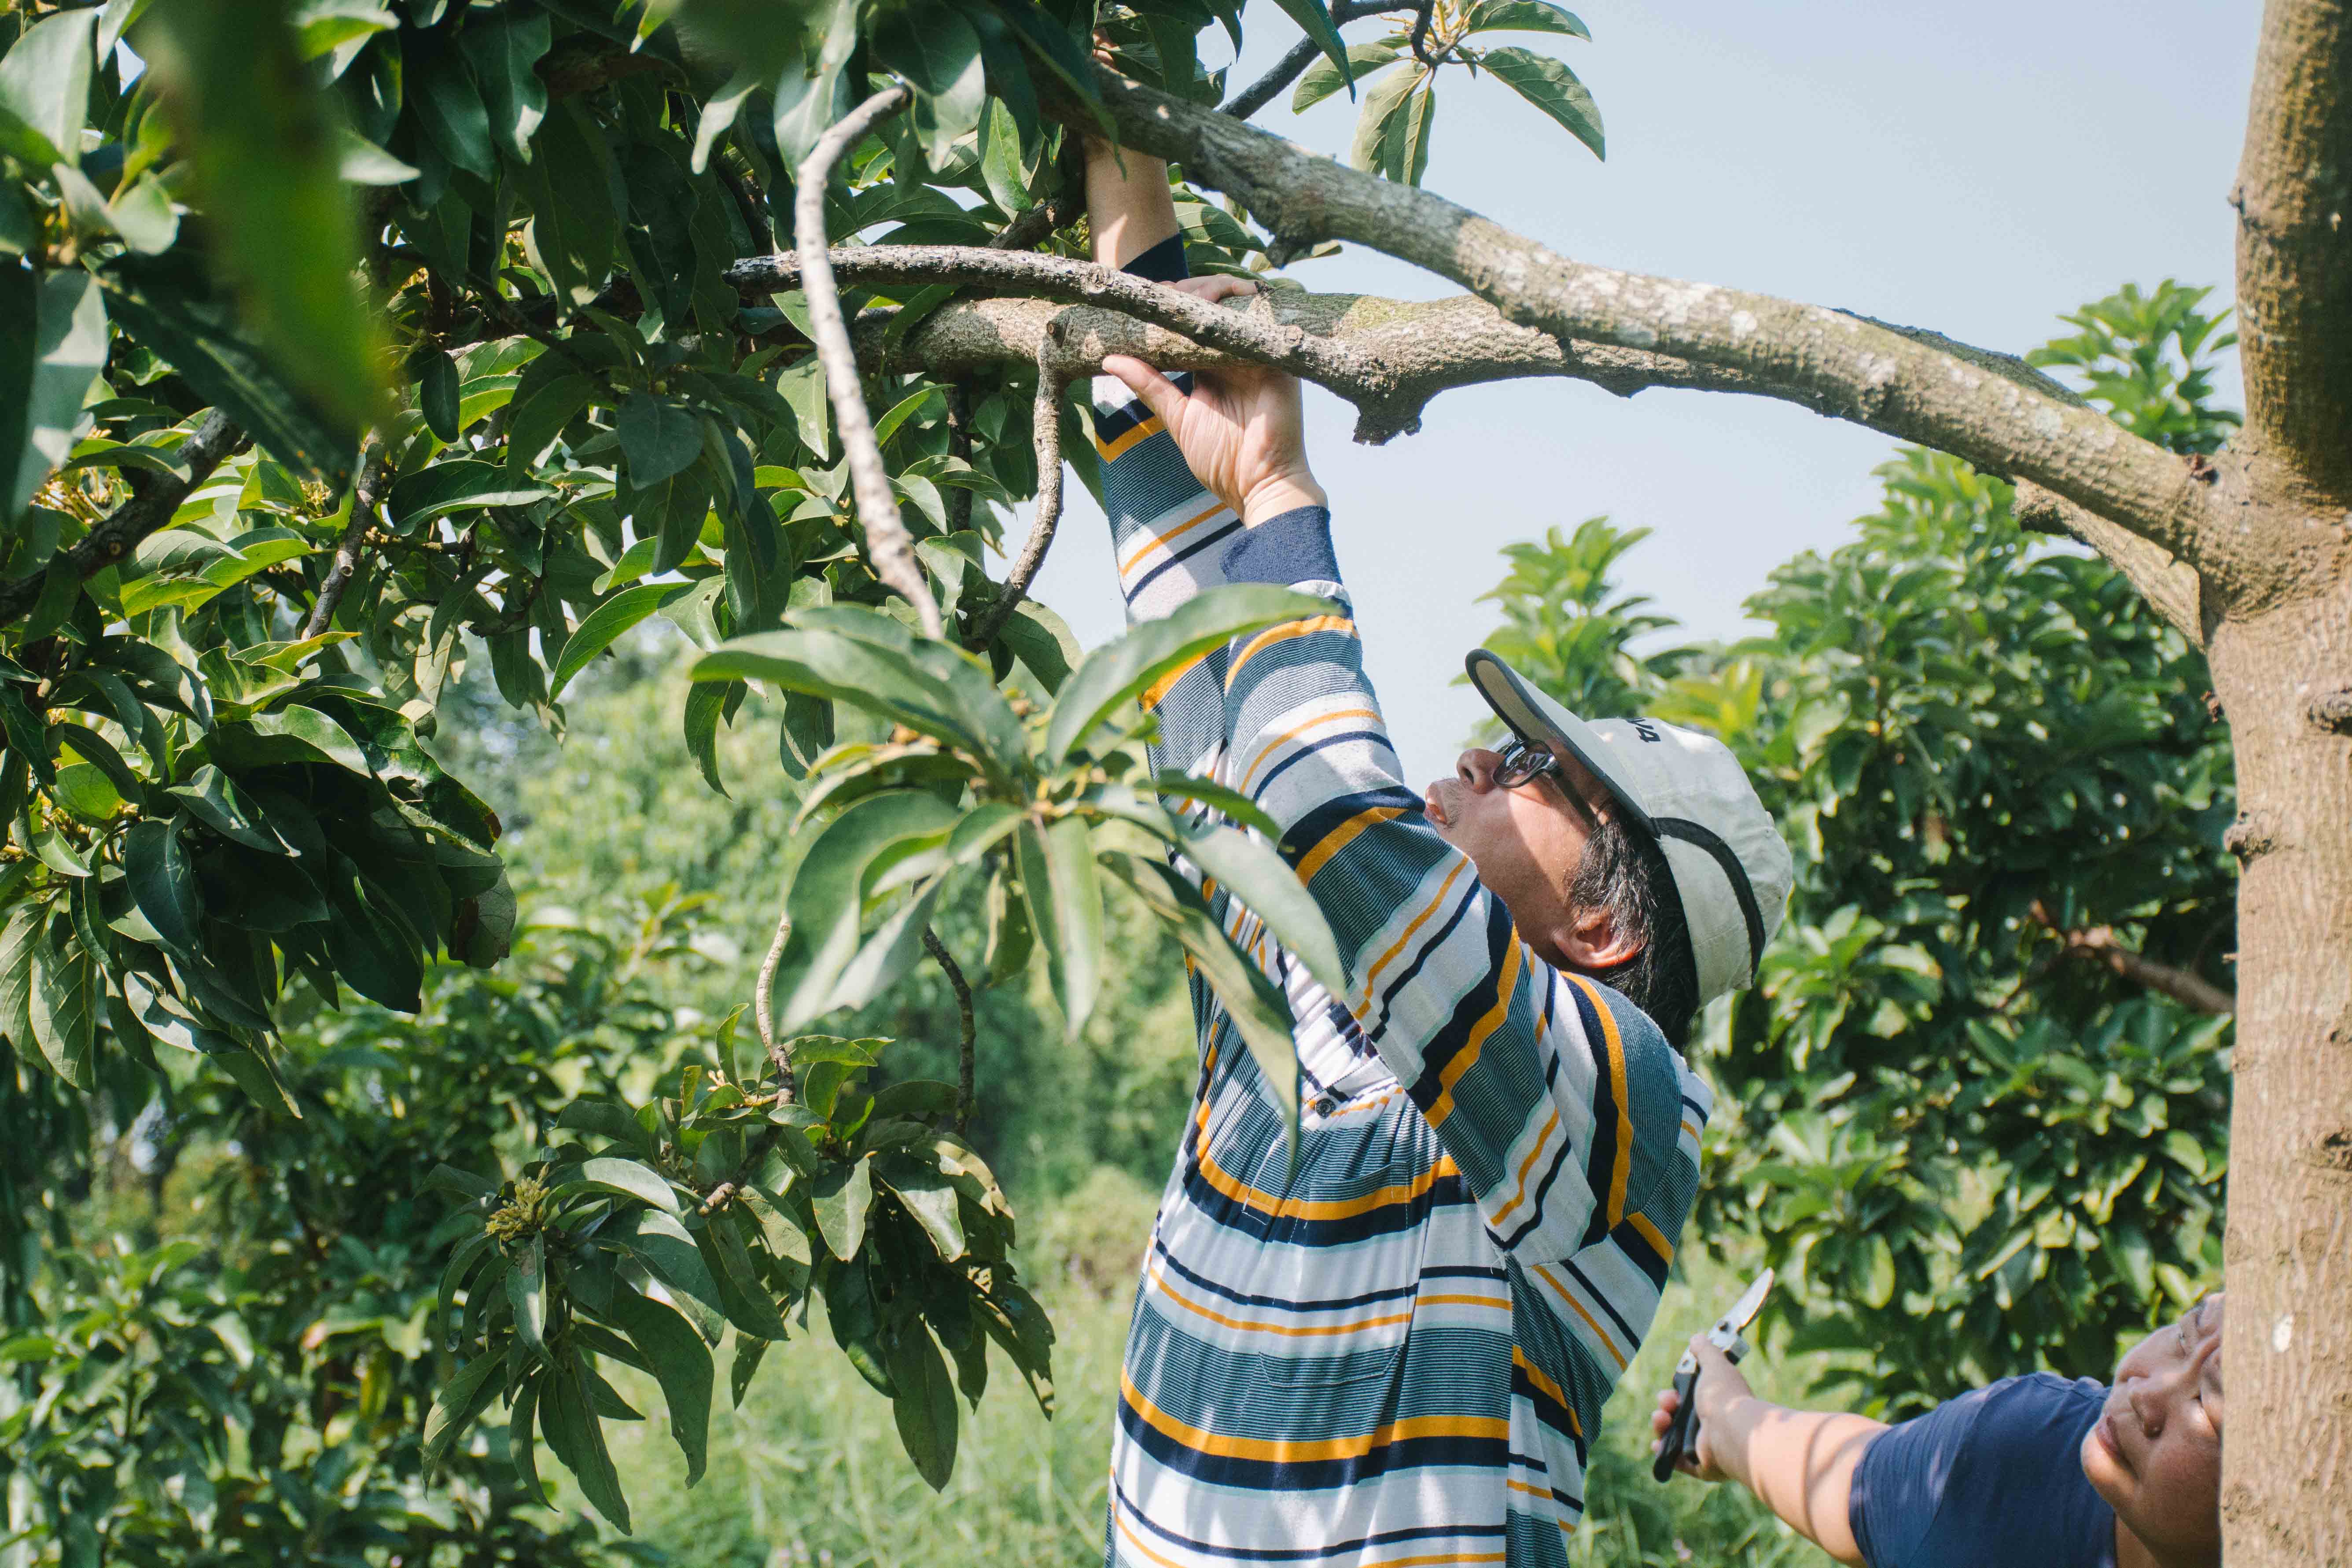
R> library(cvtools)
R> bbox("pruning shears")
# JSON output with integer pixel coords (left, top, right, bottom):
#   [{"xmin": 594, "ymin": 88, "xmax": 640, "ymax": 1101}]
[{"xmin": 1653, "ymin": 1268, "xmax": 1774, "ymax": 1483}]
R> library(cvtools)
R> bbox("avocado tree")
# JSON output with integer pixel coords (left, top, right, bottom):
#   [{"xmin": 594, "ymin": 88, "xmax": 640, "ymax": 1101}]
[{"xmin": 0, "ymin": 0, "xmax": 2345, "ymax": 1557}]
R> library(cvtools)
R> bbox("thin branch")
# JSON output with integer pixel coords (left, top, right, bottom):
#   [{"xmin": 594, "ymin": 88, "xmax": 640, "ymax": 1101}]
[
  {"xmin": 0, "ymin": 412, "xmax": 244, "ymax": 626},
  {"xmin": 1222, "ymin": 0, "xmax": 1402, "ymax": 120},
  {"xmin": 301, "ymin": 438, "xmax": 391, "ymax": 640},
  {"xmin": 794, "ymin": 82, "xmax": 944, "ymax": 639},
  {"xmin": 755, "ymin": 907, "xmax": 795, "ymax": 1105},
  {"xmin": 921, "ymin": 926, "xmax": 977, "ymax": 1134},
  {"xmin": 1071, "ymin": 67, "xmax": 2231, "ymax": 577},
  {"xmin": 988, "ymin": 192, "xmax": 1078, "ymax": 252},
  {"xmin": 2028, "ymin": 900, "xmax": 2235, "ymax": 1016},
  {"xmin": 965, "ymin": 347, "xmax": 1069, "ymax": 646},
  {"xmin": 2230, "ymin": 0, "xmax": 2352, "ymax": 494}
]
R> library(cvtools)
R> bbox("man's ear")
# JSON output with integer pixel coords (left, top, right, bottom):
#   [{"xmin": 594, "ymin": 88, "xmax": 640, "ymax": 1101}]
[{"xmin": 1555, "ymin": 902, "xmax": 1644, "ymax": 972}]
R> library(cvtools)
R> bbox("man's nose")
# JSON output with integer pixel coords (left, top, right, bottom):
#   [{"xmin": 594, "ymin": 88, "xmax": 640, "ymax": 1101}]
[
  {"xmin": 1457, "ymin": 748, "xmax": 1502, "ymax": 790},
  {"xmin": 2127, "ymin": 1373, "xmax": 2174, "ymax": 1440}
]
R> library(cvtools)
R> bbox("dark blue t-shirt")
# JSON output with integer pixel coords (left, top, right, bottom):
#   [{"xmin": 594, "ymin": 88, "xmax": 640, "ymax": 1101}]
[{"xmin": 1849, "ymin": 1373, "xmax": 2117, "ymax": 1568}]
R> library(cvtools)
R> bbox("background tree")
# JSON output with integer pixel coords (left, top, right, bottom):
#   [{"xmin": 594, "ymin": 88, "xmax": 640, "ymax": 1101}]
[
  {"xmin": 1480, "ymin": 280, "xmax": 2238, "ymax": 1418},
  {"xmin": 0, "ymin": 0, "xmax": 2344, "ymax": 1557}
]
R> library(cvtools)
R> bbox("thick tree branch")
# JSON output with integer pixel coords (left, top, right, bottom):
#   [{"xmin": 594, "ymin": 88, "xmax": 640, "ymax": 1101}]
[
  {"xmin": 2231, "ymin": 0, "xmax": 2352, "ymax": 495},
  {"xmin": 727, "ymin": 246, "xmax": 1770, "ymax": 443},
  {"xmin": 0, "ymin": 412, "xmax": 243, "ymax": 627},
  {"xmin": 2029, "ymin": 901, "xmax": 2235, "ymax": 1016},
  {"xmin": 1066, "ymin": 69, "xmax": 2235, "ymax": 578},
  {"xmin": 1222, "ymin": 0, "xmax": 1405, "ymax": 120},
  {"xmin": 794, "ymin": 83, "xmax": 945, "ymax": 638},
  {"xmin": 301, "ymin": 438, "xmax": 391, "ymax": 640}
]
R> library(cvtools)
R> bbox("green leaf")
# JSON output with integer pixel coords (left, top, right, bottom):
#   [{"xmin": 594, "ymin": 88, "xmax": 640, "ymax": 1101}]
[
  {"xmin": 692, "ymin": 66, "xmax": 759, "ymax": 174},
  {"xmin": 422, "ymin": 1346, "xmax": 504, "ymax": 1468},
  {"xmin": 1391, "ymin": 79, "xmax": 1436, "ymax": 186},
  {"xmin": 877, "ymin": 1156, "xmax": 965, "ymax": 1259},
  {"xmin": 420, "ymin": 350, "xmax": 461, "ymax": 442},
  {"xmin": 1292, "ymin": 43, "xmax": 1400, "ymax": 112},
  {"xmin": 982, "ymin": 864, "xmax": 1032, "ymax": 986},
  {"xmin": 810, "ymin": 1153, "xmax": 874, "ymax": 1260},
  {"xmin": 634, "ymin": 459, "xmax": 713, "ymax": 577},
  {"xmin": 1180, "ymin": 821, "xmax": 1346, "ymax": 997},
  {"xmin": 540, "ymin": 1350, "xmax": 632, "ymax": 1533},
  {"xmin": 1348, "ymin": 63, "xmax": 1421, "ymax": 175},
  {"xmin": 0, "ymin": 9, "xmax": 97, "ymax": 168},
  {"xmin": 549, "ymin": 583, "xmax": 692, "ymax": 700},
  {"xmin": 1045, "ymin": 585, "xmax": 1334, "ymax": 764},
  {"xmin": 603, "ymin": 1210, "xmax": 726, "ymax": 1345},
  {"xmin": 26, "ymin": 931, "xmax": 95, "ymax": 1090},
  {"xmin": 977, "ymin": 98, "xmax": 1031, "ymax": 214},
  {"xmin": 508, "ymin": 1374, "xmax": 547, "ymax": 1501},
  {"xmin": 1105, "ymin": 852, "xmax": 1299, "ymax": 1152},
  {"xmin": 460, "ymin": 9, "xmax": 549, "ymax": 163},
  {"xmin": 0, "ymin": 905, "xmax": 43, "ymax": 1057},
  {"xmin": 1463, "ymin": 0, "xmax": 1590, "ymax": 39},
  {"xmin": 97, "ymin": 251, "xmax": 356, "ymax": 488},
  {"xmin": 244, "ymin": 704, "xmax": 373, "ymax": 774},
  {"xmin": 138, "ymin": 0, "xmax": 386, "ymax": 430},
  {"xmin": 770, "ymin": 790, "xmax": 960, "ymax": 1033},
  {"xmin": 683, "ymin": 678, "xmax": 731, "ymax": 796},
  {"xmin": 1480, "ymin": 45, "xmax": 1604, "ymax": 160},
  {"xmin": 1150, "ymin": 772, "xmax": 1284, "ymax": 840},
  {"xmin": 874, "ymin": 1, "xmax": 985, "ymax": 169},
  {"xmin": 618, "ymin": 393, "xmax": 703, "ymax": 490},
  {"xmin": 1016, "ymin": 815, "xmax": 1102, "ymax": 1039},
  {"xmin": 696, "ymin": 1208, "xmax": 795, "ymax": 1340},
  {"xmin": 600, "ymin": 1285, "xmax": 714, "ymax": 1485},
  {"xmin": 107, "ymin": 171, "xmax": 179, "ymax": 254},
  {"xmin": 336, "ymin": 125, "xmax": 420, "ymax": 184},
  {"xmin": 1266, "ymin": 0, "xmax": 1353, "ymax": 92},
  {"xmin": 407, "ymin": 29, "xmax": 496, "ymax": 180},
  {"xmin": 565, "ymin": 1155, "xmax": 684, "ymax": 1215},
  {"xmin": 518, "ymin": 100, "xmax": 620, "ymax": 307},
  {"xmin": 509, "ymin": 1233, "xmax": 549, "ymax": 1362},
  {"xmin": 729, "ymin": 1333, "xmax": 769, "ymax": 1408},
  {"xmin": 387, "ymin": 459, "xmax": 555, "ymax": 526},
  {"xmin": 124, "ymin": 818, "xmax": 204, "ymax": 954},
  {"xmin": 3, "ymin": 269, "xmax": 110, "ymax": 523},
  {"xmin": 884, "ymin": 1322, "xmax": 958, "ymax": 1490}
]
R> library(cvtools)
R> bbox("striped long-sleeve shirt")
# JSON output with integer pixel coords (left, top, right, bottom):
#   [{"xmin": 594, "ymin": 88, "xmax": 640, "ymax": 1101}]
[{"xmin": 1096, "ymin": 241, "xmax": 1712, "ymax": 1568}]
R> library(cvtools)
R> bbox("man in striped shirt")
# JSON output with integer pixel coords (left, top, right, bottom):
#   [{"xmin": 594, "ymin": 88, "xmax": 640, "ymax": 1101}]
[{"xmin": 1082, "ymin": 138, "xmax": 1794, "ymax": 1568}]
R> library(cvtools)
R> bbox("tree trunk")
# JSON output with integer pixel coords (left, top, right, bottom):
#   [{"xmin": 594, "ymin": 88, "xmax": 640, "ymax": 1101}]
[{"xmin": 2212, "ymin": 573, "xmax": 2352, "ymax": 1564}]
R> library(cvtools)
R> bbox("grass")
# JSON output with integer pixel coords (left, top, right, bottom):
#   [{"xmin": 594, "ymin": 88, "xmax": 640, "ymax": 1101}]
[{"xmin": 593, "ymin": 1168, "xmax": 1843, "ymax": 1568}]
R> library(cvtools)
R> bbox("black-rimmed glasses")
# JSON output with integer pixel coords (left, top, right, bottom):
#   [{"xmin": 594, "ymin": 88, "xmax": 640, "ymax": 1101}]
[{"xmin": 1495, "ymin": 739, "xmax": 1598, "ymax": 828}]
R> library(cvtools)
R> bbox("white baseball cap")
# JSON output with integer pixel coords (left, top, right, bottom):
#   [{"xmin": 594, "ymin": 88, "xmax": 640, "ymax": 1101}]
[{"xmin": 1465, "ymin": 650, "xmax": 1793, "ymax": 1008}]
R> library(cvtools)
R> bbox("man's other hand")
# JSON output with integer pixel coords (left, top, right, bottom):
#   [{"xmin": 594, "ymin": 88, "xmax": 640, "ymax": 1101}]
[
  {"xmin": 1099, "ymin": 278, "xmax": 1329, "ymax": 527},
  {"xmin": 1649, "ymin": 1336, "xmax": 1757, "ymax": 1483}
]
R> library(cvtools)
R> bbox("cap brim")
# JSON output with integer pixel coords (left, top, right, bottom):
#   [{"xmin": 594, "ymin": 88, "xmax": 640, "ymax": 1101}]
[{"xmin": 1464, "ymin": 650, "xmax": 1658, "ymax": 833}]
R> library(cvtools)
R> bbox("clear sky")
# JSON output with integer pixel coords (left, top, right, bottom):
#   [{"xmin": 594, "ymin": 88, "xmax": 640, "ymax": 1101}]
[{"xmin": 1024, "ymin": 0, "xmax": 2260, "ymax": 788}]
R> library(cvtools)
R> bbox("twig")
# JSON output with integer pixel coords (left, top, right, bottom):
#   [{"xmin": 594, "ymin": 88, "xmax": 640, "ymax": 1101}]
[
  {"xmin": 1221, "ymin": 0, "xmax": 1400, "ymax": 120},
  {"xmin": 301, "ymin": 438, "xmax": 391, "ymax": 639},
  {"xmin": 921, "ymin": 926, "xmax": 976, "ymax": 1134},
  {"xmin": 943, "ymin": 382, "xmax": 975, "ymax": 536},
  {"xmin": 755, "ymin": 905, "xmax": 796, "ymax": 1104},
  {"xmin": 988, "ymin": 193, "xmax": 1078, "ymax": 252},
  {"xmin": 794, "ymin": 82, "xmax": 944, "ymax": 639},
  {"xmin": 1407, "ymin": 0, "xmax": 1436, "ymax": 66},
  {"xmin": 965, "ymin": 347, "xmax": 1068, "ymax": 646},
  {"xmin": 0, "ymin": 412, "xmax": 244, "ymax": 626}
]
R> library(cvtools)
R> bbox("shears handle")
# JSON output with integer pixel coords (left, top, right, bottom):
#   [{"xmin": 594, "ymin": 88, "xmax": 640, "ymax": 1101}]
[{"xmin": 1651, "ymin": 1354, "xmax": 1702, "ymax": 1482}]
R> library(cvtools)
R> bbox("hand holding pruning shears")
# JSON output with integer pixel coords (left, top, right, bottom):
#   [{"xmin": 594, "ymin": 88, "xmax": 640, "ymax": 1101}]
[{"xmin": 1651, "ymin": 1269, "xmax": 1773, "ymax": 1483}]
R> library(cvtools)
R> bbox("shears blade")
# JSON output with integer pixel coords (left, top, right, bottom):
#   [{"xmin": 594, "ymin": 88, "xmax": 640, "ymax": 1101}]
[{"xmin": 1715, "ymin": 1267, "xmax": 1774, "ymax": 1339}]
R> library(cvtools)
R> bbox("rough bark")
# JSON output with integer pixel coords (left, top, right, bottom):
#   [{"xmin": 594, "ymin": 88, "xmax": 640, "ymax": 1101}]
[
  {"xmin": 729, "ymin": 247, "xmax": 1771, "ymax": 443},
  {"xmin": 2232, "ymin": 0, "xmax": 2352, "ymax": 499},
  {"xmin": 1058, "ymin": 68, "xmax": 2257, "ymax": 585},
  {"xmin": 2211, "ymin": 583, "xmax": 2352, "ymax": 1565},
  {"xmin": 793, "ymin": 84, "xmax": 944, "ymax": 639}
]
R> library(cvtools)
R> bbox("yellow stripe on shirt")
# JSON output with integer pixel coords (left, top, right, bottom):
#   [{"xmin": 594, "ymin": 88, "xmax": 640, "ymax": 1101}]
[{"xmin": 1565, "ymin": 974, "xmax": 1635, "ymax": 1227}]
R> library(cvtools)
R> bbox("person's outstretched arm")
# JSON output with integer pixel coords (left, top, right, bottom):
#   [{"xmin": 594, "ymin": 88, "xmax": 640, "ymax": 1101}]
[{"xmin": 1652, "ymin": 1336, "xmax": 1885, "ymax": 1567}]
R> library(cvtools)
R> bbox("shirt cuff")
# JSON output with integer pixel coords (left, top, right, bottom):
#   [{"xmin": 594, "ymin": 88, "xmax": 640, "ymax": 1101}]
[
  {"xmin": 1122, "ymin": 233, "xmax": 1189, "ymax": 282},
  {"xmin": 1217, "ymin": 505, "xmax": 1340, "ymax": 589}
]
